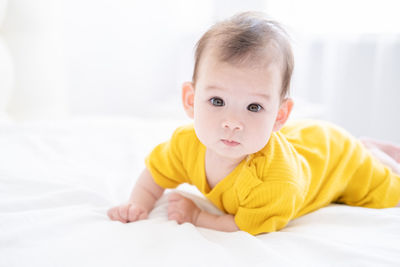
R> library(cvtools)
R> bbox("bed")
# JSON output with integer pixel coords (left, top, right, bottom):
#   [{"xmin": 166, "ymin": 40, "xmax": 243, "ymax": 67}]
[{"xmin": 1, "ymin": 117, "xmax": 399, "ymax": 267}]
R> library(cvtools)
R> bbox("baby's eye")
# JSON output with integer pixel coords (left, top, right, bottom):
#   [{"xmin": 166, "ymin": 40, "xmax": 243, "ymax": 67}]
[
  {"xmin": 210, "ymin": 97, "xmax": 225, "ymax": 107},
  {"xmin": 247, "ymin": 103, "xmax": 263, "ymax": 112}
]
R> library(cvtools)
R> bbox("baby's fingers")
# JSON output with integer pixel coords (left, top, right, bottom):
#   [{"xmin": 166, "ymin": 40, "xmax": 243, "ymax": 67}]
[
  {"xmin": 107, "ymin": 206, "xmax": 126, "ymax": 223},
  {"xmin": 127, "ymin": 205, "xmax": 148, "ymax": 222},
  {"xmin": 167, "ymin": 202, "xmax": 183, "ymax": 224},
  {"xmin": 168, "ymin": 210, "xmax": 183, "ymax": 224},
  {"xmin": 108, "ymin": 204, "xmax": 149, "ymax": 223},
  {"xmin": 118, "ymin": 204, "xmax": 132, "ymax": 223}
]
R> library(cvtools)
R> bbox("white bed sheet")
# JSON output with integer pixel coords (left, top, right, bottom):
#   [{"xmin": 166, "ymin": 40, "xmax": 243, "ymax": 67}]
[{"xmin": 1, "ymin": 117, "xmax": 399, "ymax": 267}]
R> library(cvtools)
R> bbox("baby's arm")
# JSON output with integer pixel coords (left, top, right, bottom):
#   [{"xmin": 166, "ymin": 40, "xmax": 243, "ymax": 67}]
[
  {"xmin": 168, "ymin": 193, "xmax": 239, "ymax": 232},
  {"xmin": 107, "ymin": 168, "xmax": 165, "ymax": 223}
]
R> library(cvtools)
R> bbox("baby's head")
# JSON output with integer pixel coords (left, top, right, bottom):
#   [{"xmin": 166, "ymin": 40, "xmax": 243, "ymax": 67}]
[
  {"xmin": 182, "ymin": 12, "xmax": 295, "ymax": 161},
  {"xmin": 194, "ymin": 11, "xmax": 293, "ymax": 99}
]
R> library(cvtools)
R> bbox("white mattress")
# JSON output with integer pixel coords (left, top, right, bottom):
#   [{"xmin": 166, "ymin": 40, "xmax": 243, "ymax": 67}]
[{"xmin": 1, "ymin": 117, "xmax": 399, "ymax": 267}]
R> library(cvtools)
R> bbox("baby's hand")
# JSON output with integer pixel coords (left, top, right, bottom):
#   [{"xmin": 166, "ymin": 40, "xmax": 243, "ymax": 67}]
[
  {"xmin": 107, "ymin": 203, "xmax": 148, "ymax": 223},
  {"xmin": 167, "ymin": 193, "xmax": 201, "ymax": 225}
]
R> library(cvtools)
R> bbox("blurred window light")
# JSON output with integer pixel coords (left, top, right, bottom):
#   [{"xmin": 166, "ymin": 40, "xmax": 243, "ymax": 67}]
[{"xmin": 266, "ymin": 0, "xmax": 400, "ymax": 34}]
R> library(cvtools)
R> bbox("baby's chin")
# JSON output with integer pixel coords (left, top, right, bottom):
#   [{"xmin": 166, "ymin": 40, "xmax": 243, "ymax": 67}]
[
  {"xmin": 215, "ymin": 152, "xmax": 248, "ymax": 163},
  {"xmin": 213, "ymin": 145, "xmax": 254, "ymax": 162}
]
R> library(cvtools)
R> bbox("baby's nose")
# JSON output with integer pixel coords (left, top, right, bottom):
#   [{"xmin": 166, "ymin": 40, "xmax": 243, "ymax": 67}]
[{"xmin": 222, "ymin": 119, "xmax": 243, "ymax": 131}]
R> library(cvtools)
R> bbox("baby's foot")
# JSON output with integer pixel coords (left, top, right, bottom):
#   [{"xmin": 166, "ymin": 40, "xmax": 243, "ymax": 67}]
[{"xmin": 360, "ymin": 137, "xmax": 400, "ymax": 163}]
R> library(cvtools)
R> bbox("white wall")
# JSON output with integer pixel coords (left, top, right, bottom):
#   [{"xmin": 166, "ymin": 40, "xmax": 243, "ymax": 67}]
[
  {"xmin": 62, "ymin": 0, "xmax": 216, "ymax": 119},
  {"xmin": 290, "ymin": 35, "xmax": 400, "ymax": 142}
]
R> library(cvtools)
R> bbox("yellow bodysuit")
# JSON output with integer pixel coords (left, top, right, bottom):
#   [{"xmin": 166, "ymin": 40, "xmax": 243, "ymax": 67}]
[{"xmin": 145, "ymin": 120, "xmax": 400, "ymax": 235}]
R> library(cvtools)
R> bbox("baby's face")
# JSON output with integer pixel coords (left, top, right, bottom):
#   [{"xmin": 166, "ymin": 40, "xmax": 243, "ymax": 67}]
[{"xmin": 193, "ymin": 53, "xmax": 284, "ymax": 161}]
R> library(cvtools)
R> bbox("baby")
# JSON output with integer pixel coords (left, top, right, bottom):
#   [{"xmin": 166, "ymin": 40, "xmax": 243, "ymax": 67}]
[{"xmin": 108, "ymin": 11, "xmax": 400, "ymax": 235}]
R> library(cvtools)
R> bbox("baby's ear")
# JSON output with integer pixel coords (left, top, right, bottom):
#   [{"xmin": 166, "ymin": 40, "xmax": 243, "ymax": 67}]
[
  {"xmin": 273, "ymin": 98, "xmax": 294, "ymax": 131},
  {"xmin": 182, "ymin": 82, "xmax": 195, "ymax": 119}
]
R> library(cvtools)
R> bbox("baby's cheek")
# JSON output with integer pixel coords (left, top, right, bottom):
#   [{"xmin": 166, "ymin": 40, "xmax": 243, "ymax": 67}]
[
  {"xmin": 193, "ymin": 119, "xmax": 210, "ymax": 145},
  {"xmin": 248, "ymin": 127, "xmax": 271, "ymax": 152},
  {"xmin": 195, "ymin": 108, "xmax": 217, "ymax": 134},
  {"xmin": 249, "ymin": 139, "xmax": 267, "ymax": 154}
]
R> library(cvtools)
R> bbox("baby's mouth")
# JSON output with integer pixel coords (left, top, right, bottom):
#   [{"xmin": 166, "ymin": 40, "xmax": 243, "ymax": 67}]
[{"xmin": 221, "ymin": 139, "xmax": 240, "ymax": 147}]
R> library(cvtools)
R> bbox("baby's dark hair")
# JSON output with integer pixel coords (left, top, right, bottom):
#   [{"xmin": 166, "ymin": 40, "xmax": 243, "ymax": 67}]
[{"xmin": 192, "ymin": 11, "xmax": 294, "ymax": 99}]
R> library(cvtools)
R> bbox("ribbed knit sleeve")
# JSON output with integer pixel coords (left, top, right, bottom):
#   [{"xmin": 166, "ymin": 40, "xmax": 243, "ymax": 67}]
[
  {"xmin": 145, "ymin": 127, "xmax": 189, "ymax": 189},
  {"xmin": 235, "ymin": 178, "xmax": 304, "ymax": 235}
]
